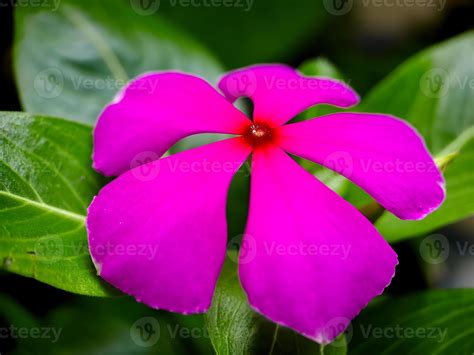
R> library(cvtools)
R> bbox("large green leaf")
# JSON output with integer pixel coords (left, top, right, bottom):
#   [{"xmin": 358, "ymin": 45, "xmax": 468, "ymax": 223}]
[
  {"xmin": 0, "ymin": 294, "xmax": 40, "ymax": 354},
  {"xmin": 353, "ymin": 32, "xmax": 474, "ymax": 241},
  {"xmin": 350, "ymin": 289, "xmax": 474, "ymax": 354},
  {"xmin": 0, "ymin": 294, "xmax": 38, "ymax": 329},
  {"xmin": 14, "ymin": 0, "xmax": 223, "ymax": 124},
  {"xmin": 0, "ymin": 112, "xmax": 113, "ymax": 296},
  {"xmin": 376, "ymin": 139, "xmax": 474, "ymax": 240},
  {"xmin": 205, "ymin": 253, "xmax": 347, "ymax": 354},
  {"xmin": 1, "ymin": 294, "xmax": 213, "ymax": 354},
  {"xmin": 204, "ymin": 254, "xmax": 260, "ymax": 354}
]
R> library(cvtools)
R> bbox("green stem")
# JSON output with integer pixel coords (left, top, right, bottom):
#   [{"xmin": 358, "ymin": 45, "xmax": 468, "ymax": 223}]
[
  {"xmin": 437, "ymin": 125, "xmax": 474, "ymax": 157},
  {"xmin": 269, "ymin": 324, "xmax": 279, "ymax": 355}
]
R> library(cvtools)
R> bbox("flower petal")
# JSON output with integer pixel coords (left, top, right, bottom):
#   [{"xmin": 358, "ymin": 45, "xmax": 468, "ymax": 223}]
[
  {"xmin": 279, "ymin": 113, "xmax": 445, "ymax": 220},
  {"xmin": 93, "ymin": 72, "xmax": 251, "ymax": 176},
  {"xmin": 218, "ymin": 64, "xmax": 359, "ymax": 126},
  {"xmin": 87, "ymin": 138, "xmax": 251, "ymax": 313},
  {"xmin": 239, "ymin": 148, "xmax": 397, "ymax": 344}
]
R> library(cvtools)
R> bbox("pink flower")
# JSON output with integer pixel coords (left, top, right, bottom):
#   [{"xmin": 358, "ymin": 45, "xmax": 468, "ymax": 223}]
[{"xmin": 87, "ymin": 64, "xmax": 445, "ymax": 344}]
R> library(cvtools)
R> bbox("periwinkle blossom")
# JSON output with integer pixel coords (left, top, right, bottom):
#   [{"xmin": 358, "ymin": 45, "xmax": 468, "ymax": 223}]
[{"xmin": 86, "ymin": 65, "xmax": 445, "ymax": 343}]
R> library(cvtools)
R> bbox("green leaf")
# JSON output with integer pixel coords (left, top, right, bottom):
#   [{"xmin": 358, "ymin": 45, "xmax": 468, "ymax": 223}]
[
  {"xmin": 2, "ymin": 294, "xmax": 213, "ymax": 354},
  {"xmin": 376, "ymin": 140, "xmax": 474, "ymax": 240},
  {"xmin": 0, "ymin": 294, "xmax": 41, "ymax": 354},
  {"xmin": 155, "ymin": 0, "xmax": 330, "ymax": 68},
  {"xmin": 204, "ymin": 253, "xmax": 260, "ymax": 354},
  {"xmin": 358, "ymin": 31, "xmax": 474, "ymax": 242},
  {"xmin": 0, "ymin": 293, "xmax": 38, "ymax": 329},
  {"xmin": 14, "ymin": 0, "xmax": 224, "ymax": 124},
  {"xmin": 0, "ymin": 112, "xmax": 113, "ymax": 296},
  {"xmin": 205, "ymin": 253, "xmax": 347, "ymax": 354},
  {"xmin": 42, "ymin": 298, "xmax": 179, "ymax": 354},
  {"xmin": 350, "ymin": 289, "xmax": 474, "ymax": 354}
]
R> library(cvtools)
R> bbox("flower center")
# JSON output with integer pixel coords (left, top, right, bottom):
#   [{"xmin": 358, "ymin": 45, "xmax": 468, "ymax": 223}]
[{"xmin": 243, "ymin": 122, "xmax": 276, "ymax": 148}]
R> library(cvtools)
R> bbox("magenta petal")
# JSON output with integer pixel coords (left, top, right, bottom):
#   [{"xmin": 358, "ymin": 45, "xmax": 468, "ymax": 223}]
[
  {"xmin": 218, "ymin": 64, "xmax": 359, "ymax": 126},
  {"xmin": 239, "ymin": 148, "xmax": 397, "ymax": 344},
  {"xmin": 93, "ymin": 72, "xmax": 250, "ymax": 176},
  {"xmin": 87, "ymin": 138, "xmax": 250, "ymax": 313},
  {"xmin": 279, "ymin": 113, "xmax": 445, "ymax": 220}
]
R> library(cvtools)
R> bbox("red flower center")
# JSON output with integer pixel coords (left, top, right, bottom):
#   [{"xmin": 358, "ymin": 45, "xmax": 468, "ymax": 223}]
[{"xmin": 242, "ymin": 122, "xmax": 278, "ymax": 149}]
